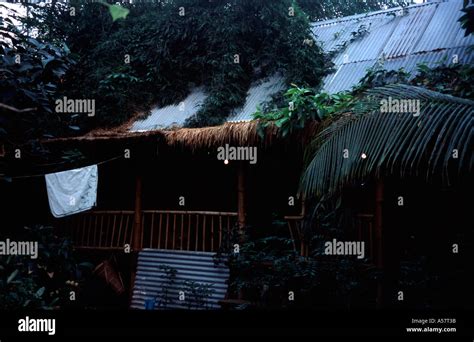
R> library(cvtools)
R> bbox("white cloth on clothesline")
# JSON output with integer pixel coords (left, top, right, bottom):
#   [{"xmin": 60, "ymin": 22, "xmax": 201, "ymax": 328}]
[{"xmin": 45, "ymin": 164, "xmax": 98, "ymax": 218}]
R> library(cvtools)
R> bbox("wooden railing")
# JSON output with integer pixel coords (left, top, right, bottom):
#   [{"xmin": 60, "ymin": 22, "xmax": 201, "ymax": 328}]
[
  {"xmin": 61, "ymin": 210, "xmax": 238, "ymax": 252},
  {"xmin": 61, "ymin": 210, "xmax": 134, "ymax": 250}
]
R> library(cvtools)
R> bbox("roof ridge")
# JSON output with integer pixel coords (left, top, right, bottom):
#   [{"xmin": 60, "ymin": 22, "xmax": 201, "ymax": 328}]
[{"xmin": 311, "ymin": 1, "xmax": 440, "ymax": 27}]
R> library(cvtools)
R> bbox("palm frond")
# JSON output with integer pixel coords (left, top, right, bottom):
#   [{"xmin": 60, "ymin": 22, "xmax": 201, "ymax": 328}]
[{"xmin": 302, "ymin": 84, "xmax": 474, "ymax": 197}]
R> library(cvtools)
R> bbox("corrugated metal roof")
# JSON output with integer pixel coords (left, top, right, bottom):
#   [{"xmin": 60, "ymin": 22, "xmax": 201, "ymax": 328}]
[
  {"xmin": 131, "ymin": 249, "xmax": 229, "ymax": 310},
  {"xmin": 323, "ymin": 60, "xmax": 376, "ymax": 94},
  {"xmin": 129, "ymin": 0, "xmax": 472, "ymax": 130},
  {"xmin": 382, "ymin": 4, "xmax": 437, "ymax": 58},
  {"xmin": 130, "ymin": 87, "xmax": 207, "ymax": 132},
  {"xmin": 313, "ymin": 0, "xmax": 473, "ymax": 93},
  {"xmin": 129, "ymin": 75, "xmax": 285, "ymax": 130},
  {"xmin": 414, "ymin": 0, "xmax": 474, "ymax": 52},
  {"xmin": 226, "ymin": 74, "xmax": 286, "ymax": 122}
]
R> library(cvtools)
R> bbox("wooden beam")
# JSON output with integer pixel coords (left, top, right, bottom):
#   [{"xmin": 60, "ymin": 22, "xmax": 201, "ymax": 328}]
[
  {"xmin": 374, "ymin": 178, "xmax": 384, "ymax": 308},
  {"xmin": 132, "ymin": 175, "xmax": 143, "ymax": 251},
  {"xmin": 375, "ymin": 179, "xmax": 384, "ymax": 269},
  {"xmin": 130, "ymin": 174, "xmax": 143, "ymax": 305},
  {"xmin": 237, "ymin": 161, "xmax": 246, "ymax": 242}
]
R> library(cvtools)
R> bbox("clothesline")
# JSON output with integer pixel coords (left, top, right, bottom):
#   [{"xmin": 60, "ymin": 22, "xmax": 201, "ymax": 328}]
[{"xmin": 2, "ymin": 155, "xmax": 123, "ymax": 180}]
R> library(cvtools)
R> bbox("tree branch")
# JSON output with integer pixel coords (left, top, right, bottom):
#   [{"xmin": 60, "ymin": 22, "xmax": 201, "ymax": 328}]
[{"xmin": 0, "ymin": 103, "xmax": 37, "ymax": 113}]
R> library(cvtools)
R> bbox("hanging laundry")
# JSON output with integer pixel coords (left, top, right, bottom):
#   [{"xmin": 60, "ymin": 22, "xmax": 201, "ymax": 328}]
[{"xmin": 45, "ymin": 164, "xmax": 98, "ymax": 218}]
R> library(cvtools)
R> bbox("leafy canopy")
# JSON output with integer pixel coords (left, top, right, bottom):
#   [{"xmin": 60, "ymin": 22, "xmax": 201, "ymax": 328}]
[
  {"xmin": 301, "ymin": 84, "xmax": 474, "ymax": 197},
  {"xmin": 24, "ymin": 0, "xmax": 329, "ymax": 131}
]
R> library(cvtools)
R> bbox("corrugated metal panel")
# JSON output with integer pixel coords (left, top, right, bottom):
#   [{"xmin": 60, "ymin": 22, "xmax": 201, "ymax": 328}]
[
  {"xmin": 314, "ymin": 0, "xmax": 473, "ymax": 94},
  {"xmin": 130, "ymin": 88, "xmax": 207, "ymax": 132},
  {"xmin": 324, "ymin": 60, "xmax": 376, "ymax": 93},
  {"xmin": 129, "ymin": 0, "xmax": 471, "ymax": 125},
  {"xmin": 312, "ymin": 2, "xmax": 438, "ymax": 63},
  {"xmin": 334, "ymin": 15, "xmax": 396, "ymax": 64},
  {"xmin": 131, "ymin": 249, "xmax": 229, "ymax": 310},
  {"xmin": 129, "ymin": 75, "xmax": 284, "ymax": 129},
  {"xmin": 313, "ymin": 19, "xmax": 365, "ymax": 54},
  {"xmin": 382, "ymin": 4, "xmax": 437, "ymax": 58},
  {"xmin": 384, "ymin": 47, "xmax": 474, "ymax": 74},
  {"xmin": 414, "ymin": 0, "xmax": 474, "ymax": 52},
  {"xmin": 226, "ymin": 74, "xmax": 286, "ymax": 122}
]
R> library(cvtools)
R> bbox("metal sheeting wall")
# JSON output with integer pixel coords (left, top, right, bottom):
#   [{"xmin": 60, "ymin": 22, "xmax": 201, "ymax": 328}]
[{"xmin": 131, "ymin": 249, "xmax": 229, "ymax": 310}]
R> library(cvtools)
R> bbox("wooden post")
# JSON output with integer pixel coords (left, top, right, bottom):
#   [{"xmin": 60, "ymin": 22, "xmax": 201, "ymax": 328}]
[
  {"xmin": 375, "ymin": 179, "xmax": 384, "ymax": 308},
  {"xmin": 132, "ymin": 175, "xmax": 143, "ymax": 251},
  {"xmin": 237, "ymin": 162, "xmax": 246, "ymax": 242},
  {"xmin": 130, "ymin": 174, "xmax": 142, "ymax": 304},
  {"xmin": 237, "ymin": 162, "xmax": 246, "ymax": 301}
]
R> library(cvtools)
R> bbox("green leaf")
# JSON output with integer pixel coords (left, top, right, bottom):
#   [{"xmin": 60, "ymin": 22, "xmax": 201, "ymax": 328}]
[
  {"xmin": 107, "ymin": 4, "xmax": 130, "ymax": 22},
  {"xmin": 302, "ymin": 84, "xmax": 474, "ymax": 197},
  {"xmin": 7, "ymin": 269, "xmax": 18, "ymax": 284},
  {"xmin": 35, "ymin": 287, "xmax": 45, "ymax": 298}
]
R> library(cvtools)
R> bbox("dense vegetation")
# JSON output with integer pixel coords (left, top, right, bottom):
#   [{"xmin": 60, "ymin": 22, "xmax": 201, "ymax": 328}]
[
  {"xmin": 19, "ymin": 0, "xmax": 329, "ymax": 131},
  {"xmin": 0, "ymin": 225, "xmax": 93, "ymax": 309},
  {"xmin": 1, "ymin": 0, "xmax": 404, "ymax": 137},
  {"xmin": 3, "ymin": 0, "xmax": 470, "ymax": 311}
]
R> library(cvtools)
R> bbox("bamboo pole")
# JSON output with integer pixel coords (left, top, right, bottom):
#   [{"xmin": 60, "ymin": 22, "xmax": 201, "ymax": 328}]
[
  {"xmin": 99, "ymin": 214, "xmax": 104, "ymax": 247},
  {"xmin": 111, "ymin": 214, "xmax": 117, "ymax": 248},
  {"xmin": 142, "ymin": 209, "xmax": 237, "ymax": 216},
  {"xmin": 158, "ymin": 213, "xmax": 162, "ymax": 249},
  {"xmin": 375, "ymin": 179, "xmax": 384, "ymax": 308},
  {"xmin": 172, "ymin": 214, "xmax": 176, "ymax": 250},
  {"xmin": 131, "ymin": 173, "xmax": 143, "ymax": 306},
  {"xmin": 124, "ymin": 214, "xmax": 130, "ymax": 246},
  {"xmin": 180, "ymin": 214, "xmax": 184, "ymax": 250},
  {"xmin": 150, "ymin": 213, "xmax": 155, "ymax": 249},
  {"xmin": 195, "ymin": 214, "xmax": 199, "ymax": 251},
  {"xmin": 237, "ymin": 162, "xmax": 246, "ymax": 243},
  {"xmin": 141, "ymin": 213, "xmax": 145, "ymax": 249},
  {"xmin": 202, "ymin": 215, "xmax": 206, "ymax": 251},
  {"xmin": 95, "ymin": 214, "xmax": 100, "ymax": 246},
  {"xmin": 132, "ymin": 175, "xmax": 143, "ymax": 252},
  {"xmin": 165, "ymin": 213, "xmax": 169, "ymax": 249},
  {"xmin": 105, "ymin": 214, "xmax": 110, "ymax": 247},
  {"xmin": 118, "ymin": 214, "xmax": 124, "ymax": 247},
  {"xmin": 219, "ymin": 216, "xmax": 222, "ymax": 249},
  {"xmin": 187, "ymin": 214, "xmax": 191, "ymax": 251},
  {"xmin": 211, "ymin": 216, "xmax": 214, "ymax": 252}
]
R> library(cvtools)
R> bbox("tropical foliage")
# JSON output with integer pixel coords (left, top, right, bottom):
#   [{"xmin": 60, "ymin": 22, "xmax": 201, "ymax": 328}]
[
  {"xmin": 228, "ymin": 216, "xmax": 377, "ymax": 309},
  {"xmin": 0, "ymin": 225, "xmax": 94, "ymax": 309},
  {"xmin": 354, "ymin": 64, "xmax": 474, "ymax": 100},
  {"xmin": 297, "ymin": 0, "xmax": 403, "ymax": 21},
  {"xmin": 459, "ymin": 0, "xmax": 474, "ymax": 36},
  {"xmin": 7, "ymin": 0, "xmax": 404, "ymax": 134},
  {"xmin": 301, "ymin": 84, "xmax": 474, "ymax": 197},
  {"xmin": 18, "ymin": 0, "xmax": 329, "ymax": 131},
  {"xmin": 0, "ymin": 11, "xmax": 75, "ymax": 171},
  {"xmin": 253, "ymin": 85, "xmax": 354, "ymax": 137}
]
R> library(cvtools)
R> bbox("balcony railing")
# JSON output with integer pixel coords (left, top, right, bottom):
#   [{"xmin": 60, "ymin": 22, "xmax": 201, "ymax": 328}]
[{"xmin": 61, "ymin": 210, "xmax": 238, "ymax": 252}]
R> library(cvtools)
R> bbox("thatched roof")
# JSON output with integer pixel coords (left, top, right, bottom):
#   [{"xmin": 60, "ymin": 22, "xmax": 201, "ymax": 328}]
[
  {"xmin": 43, "ymin": 120, "xmax": 289, "ymax": 149},
  {"xmin": 43, "ymin": 75, "xmax": 288, "ymax": 149},
  {"xmin": 163, "ymin": 121, "xmax": 277, "ymax": 150}
]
